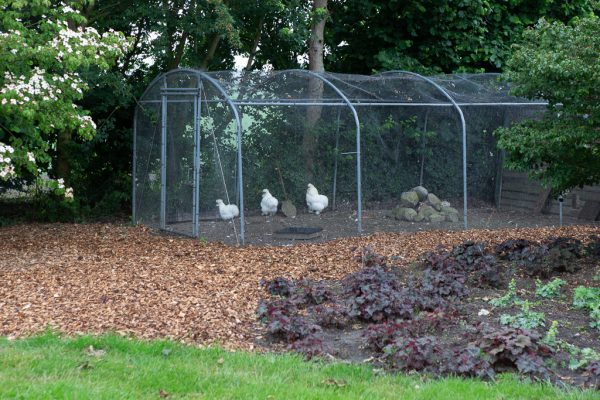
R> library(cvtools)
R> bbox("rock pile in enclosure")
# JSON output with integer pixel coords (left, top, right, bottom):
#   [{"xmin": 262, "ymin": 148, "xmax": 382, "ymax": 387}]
[{"xmin": 392, "ymin": 186, "xmax": 459, "ymax": 223}]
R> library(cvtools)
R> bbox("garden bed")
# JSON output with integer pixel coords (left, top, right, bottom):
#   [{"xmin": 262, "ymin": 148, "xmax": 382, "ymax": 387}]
[
  {"xmin": 0, "ymin": 223, "xmax": 598, "ymax": 388},
  {"xmin": 257, "ymin": 237, "xmax": 600, "ymax": 388}
]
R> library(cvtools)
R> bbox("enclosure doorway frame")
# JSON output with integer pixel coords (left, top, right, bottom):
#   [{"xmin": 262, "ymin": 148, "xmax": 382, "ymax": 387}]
[{"xmin": 134, "ymin": 69, "xmax": 245, "ymax": 242}]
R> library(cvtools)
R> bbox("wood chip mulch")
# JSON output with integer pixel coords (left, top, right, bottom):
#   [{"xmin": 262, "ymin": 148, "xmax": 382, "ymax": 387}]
[{"xmin": 0, "ymin": 223, "xmax": 598, "ymax": 350}]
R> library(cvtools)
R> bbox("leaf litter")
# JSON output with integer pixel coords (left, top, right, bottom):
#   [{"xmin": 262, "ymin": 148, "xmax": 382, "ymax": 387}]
[{"xmin": 0, "ymin": 222, "xmax": 598, "ymax": 350}]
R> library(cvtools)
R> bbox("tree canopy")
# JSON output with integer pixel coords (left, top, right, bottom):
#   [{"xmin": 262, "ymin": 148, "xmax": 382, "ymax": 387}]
[
  {"xmin": 326, "ymin": 0, "xmax": 594, "ymax": 74},
  {"xmin": 0, "ymin": 0, "xmax": 598, "ymax": 219},
  {"xmin": 0, "ymin": 0, "xmax": 128, "ymax": 194},
  {"xmin": 495, "ymin": 16, "xmax": 600, "ymax": 193}
]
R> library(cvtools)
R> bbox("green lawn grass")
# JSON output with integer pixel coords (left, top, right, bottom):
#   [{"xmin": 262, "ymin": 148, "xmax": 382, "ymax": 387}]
[{"xmin": 0, "ymin": 332, "xmax": 595, "ymax": 399}]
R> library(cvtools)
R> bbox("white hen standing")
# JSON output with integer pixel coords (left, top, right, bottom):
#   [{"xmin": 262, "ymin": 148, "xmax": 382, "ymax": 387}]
[
  {"xmin": 216, "ymin": 199, "xmax": 239, "ymax": 221},
  {"xmin": 260, "ymin": 189, "xmax": 278, "ymax": 216},
  {"xmin": 306, "ymin": 183, "xmax": 328, "ymax": 215}
]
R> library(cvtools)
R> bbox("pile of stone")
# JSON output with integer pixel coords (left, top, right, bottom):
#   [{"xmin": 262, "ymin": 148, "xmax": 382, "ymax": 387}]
[{"xmin": 392, "ymin": 186, "xmax": 459, "ymax": 223}]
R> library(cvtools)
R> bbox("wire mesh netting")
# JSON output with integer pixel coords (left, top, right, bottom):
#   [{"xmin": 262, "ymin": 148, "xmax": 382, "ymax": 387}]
[{"xmin": 134, "ymin": 69, "xmax": 571, "ymax": 245}]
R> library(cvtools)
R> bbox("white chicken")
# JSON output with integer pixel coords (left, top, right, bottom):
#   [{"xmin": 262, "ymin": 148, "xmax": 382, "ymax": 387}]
[
  {"xmin": 306, "ymin": 183, "xmax": 328, "ymax": 215},
  {"xmin": 260, "ymin": 189, "xmax": 278, "ymax": 216},
  {"xmin": 216, "ymin": 199, "xmax": 239, "ymax": 221}
]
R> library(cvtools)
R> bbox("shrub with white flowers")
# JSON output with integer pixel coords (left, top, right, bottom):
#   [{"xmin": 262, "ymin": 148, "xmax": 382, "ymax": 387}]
[{"xmin": 0, "ymin": 0, "xmax": 130, "ymax": 199}]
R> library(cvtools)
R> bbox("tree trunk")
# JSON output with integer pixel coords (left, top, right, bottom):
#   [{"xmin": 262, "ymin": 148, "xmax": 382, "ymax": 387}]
[
  {"xmin": 200, "ymin": 35, "xmax": 221, "ymax": 70},
  {"xmin": 166, "ymin": 31, "xmax": 189, "ymax": 70},
  {"xmin": 245, "ymin": 16, "xmax": 264, "ymax": 70},
  {"xmin": 56, "ymin": 129, "xmax": 72, "ymax": 179},
  {"xmin": 308, "ymin": 0, "xmax": 327, "ymax": 73},
  {"xmin": 304, "ymin": 0, "xmax": 328, "ymax": 181}
]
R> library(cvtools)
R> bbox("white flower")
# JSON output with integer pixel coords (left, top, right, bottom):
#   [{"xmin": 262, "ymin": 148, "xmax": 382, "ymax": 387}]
[
  {"xmin": 27, "ymin": 152, "xmax": 35, "ymax": 163},
  {"xmin": 0, "ymin": 164, "xmax": 15, "ymax": 179},
  {"xmin": 64, "ymin": 187, "xmax": 74, "ymax": 199},
  {"xmin": 57, "ymin": 178, "xmax": 65, "ymax": 189},
  {"xmin": 478, "ymin": 309, "xmax": 490, "ymax": 316}
]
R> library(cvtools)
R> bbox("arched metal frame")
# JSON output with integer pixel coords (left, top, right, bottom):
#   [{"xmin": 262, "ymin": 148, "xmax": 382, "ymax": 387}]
[
  {"xmin": 298, "ymin": 70, "xmax": 363, "ymax": 233},
  {"xmin": 194, "ymin": 70, "xmax": 245, "ymax": 243},
  {"xmin": 134, "ymin": 68, "xmax": 245, "ymax": 242},
  {"xmin": 377, "ymin": 70, "xmax": 469, "ymax": 228},
  {"xmin": 134, "ymin": 68, "xmax": 549, "ymax": 244}
]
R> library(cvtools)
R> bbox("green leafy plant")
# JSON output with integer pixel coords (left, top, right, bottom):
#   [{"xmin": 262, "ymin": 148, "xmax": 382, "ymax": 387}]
[
  {"xmin": 489, "ymin": 278, "xmax": 521, "ymax": 307},
  {"xmin": 500, "ymin": 301, "xmax": 545, "ymax": 330},
  {"xmin": 572, "ymin": 286, "xmax": 600, "ymax": 330},
  {"xmin": 573, "ymin": 286, "xmax": 600, "ymax": 310},
  {"xmin": 560, "ymin": 342, "xmax": 600, "ymax": 371},
  {"xmin": 541, "ymin": 321, "xmax": 559, "ymax": 348},
  {"xmin": 590, "ymin": 307, "xmax": 600, "ymax": 330},
  {"xmin": 535, "ymin": 278, "xmax": 566, "ymax": 298}
]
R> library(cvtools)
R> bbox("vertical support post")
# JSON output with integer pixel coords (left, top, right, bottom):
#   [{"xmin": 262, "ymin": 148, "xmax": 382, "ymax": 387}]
[
  {"xmin": 304, "ymin": 71, "xmax": 362, "ymax": 234},
  {"xmin": 419, "ymin": 110, "xmax": 429, "ymax": 186},
  {"xmin": 160, "ymin": 79, "xmax": 167, "ymax": 230},
  {"xmin": 331, "ymin": 107, "xmax": 341, "ymax": 210},
  {"xmin": 461, "ymin": 113, "xmax": 468, "ymax": 229},
  {"xmin": 192, "ymin": 84, "xmax": 200, "ymax": 237},
  {"xmin": 495, "ymin": 150, "xmax": 505, "ymax": 208},
  {"xmin": 356, "ymin": 113, "xmax": 362, "ymax": 234},
  {"xmin": 495, "ymin": 110, "xmax": 510, "ymax": 208},
  {"xmin": 559, "ymin": 195, "xmax": 564, "ymax": 227},
  {"xmin": 197, "ymin": 85, "xmax": 204, "ymax": 236},
  {"xmin": 237, "ymin": 109, "xmax": 245, "ymax": 244},
  {"xmin": 132, "ymin": 107, "xmax": 137, "ymax": 225}
]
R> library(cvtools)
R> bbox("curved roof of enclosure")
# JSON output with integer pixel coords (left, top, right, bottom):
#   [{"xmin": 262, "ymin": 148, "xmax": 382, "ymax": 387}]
[{"xmin": 139, "ymin": 68, "xmax": 547, "ymax": 107}]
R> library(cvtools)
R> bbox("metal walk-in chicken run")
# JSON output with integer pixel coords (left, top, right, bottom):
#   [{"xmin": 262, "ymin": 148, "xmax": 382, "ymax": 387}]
[{"xmin": 133, "ymin": 69, "xmax": 547, "ymax": 244}]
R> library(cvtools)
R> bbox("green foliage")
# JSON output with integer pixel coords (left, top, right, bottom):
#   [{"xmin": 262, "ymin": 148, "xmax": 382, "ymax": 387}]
[
  {"xmin": 489, "ymin": 278, "xmax": 521, "ymax": 307},
  {"xmin": 560, "ymin": 341, "xmax": 600, "ymax": 370},
  {"xmin": 326, "ymin": 0, "xmax": 594, "ymax": 73},
  {"xmin": 535, "ymin": 278, "xmax": 566, "ymax": 298},
  {"xmin": 573, "ymin": 286, "xmax": 600, "ymax": 310},
  {"xmin": 541, "ymin": 320, "xmax": 559, "ymax": 348},
  {"xmin": 590, "ymin": 307, "xmax": 600, "ymax": 330},
  {"xmin": 499, "ymin": 300, "xmax": 546, "ymax": 330},
  {"xmin": 538, "ymin": 324, "xmax": 599, "ymax": 370},
  {"xmin": 572, "ymin": 286, "xmax": 600, "ymax": 330},
  {"xmin": 0, "ymin": 0, "xmax": 129, "ymax": 184},
  {"xmin": 495, "ymin": 16, "xmax": 600, "ymax": 193}
]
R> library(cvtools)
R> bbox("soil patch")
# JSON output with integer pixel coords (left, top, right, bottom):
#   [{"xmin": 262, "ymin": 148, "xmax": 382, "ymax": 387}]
[{"xmin": 167, "ymin": 205, "xmax": 595, "ymax": 246}]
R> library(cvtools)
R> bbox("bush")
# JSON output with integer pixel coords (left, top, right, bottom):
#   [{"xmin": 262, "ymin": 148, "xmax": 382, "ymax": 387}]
[{"xmin": 495, "ymin": 17, "xmax": 600, "ymax": 193}]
